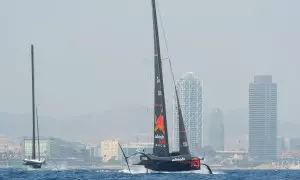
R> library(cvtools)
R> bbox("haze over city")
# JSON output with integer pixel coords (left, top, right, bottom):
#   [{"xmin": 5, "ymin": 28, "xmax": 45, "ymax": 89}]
[
  {"xmin": 2, "ymin": 1, "xmax": 300, "ymax": 178},
  {"xmin": 0, "ymin": 0, "xmax": 300, "ymax": 146}
]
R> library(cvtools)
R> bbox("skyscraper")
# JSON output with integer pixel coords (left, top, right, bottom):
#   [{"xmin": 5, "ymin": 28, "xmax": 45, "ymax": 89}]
[
  {"xmin": 208, "ymin": 108, "xmax": 224, "ymax": 151},
  {"xmin": 172, "ymin": 72, "xmax": 203, "ymax": 155},
  {"xmin": 249, "ymin": 75, "xmax": 277, "ymax": 161}
]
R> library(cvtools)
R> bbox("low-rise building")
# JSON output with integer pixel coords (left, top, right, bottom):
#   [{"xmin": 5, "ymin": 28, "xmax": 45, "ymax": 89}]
[
  {"xmin": 0, "ymin": 136, "xmax": 21, "ymax": 154},
  {"xmin": 22, "ymin": 137, "xmax": 61, "ymax": 159},
  {"xmin": 86, "ymin": 144, "xmax": 100, "ymax": 157},
  {"xmin": 100, "ymin": 139, "xmax": 120, "ymax": 162},
  {"xmin": 22, "ymin": 137, "xmax": 88, "ymax": 159}
]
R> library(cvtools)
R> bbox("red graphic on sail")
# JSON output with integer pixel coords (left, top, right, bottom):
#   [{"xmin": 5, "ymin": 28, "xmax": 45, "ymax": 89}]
[
  {"xmin": 154, "ymin": 114, "xmax": 165, "ymax": 134},
  {"xmin": 158, "ymin": 139, "xmax": 165, "ymax": 144}
]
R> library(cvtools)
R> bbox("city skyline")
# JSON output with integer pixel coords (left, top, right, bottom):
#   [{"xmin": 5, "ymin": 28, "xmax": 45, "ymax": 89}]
[
  {"xmin": 0, "ymin": 0, "xmax": 298, "ymax": 158},
  {"xmin": 0, "ymin": 0, "xmax": 299, "ymax": 125},
  {"xmin": 2, "ymin": 1, "xmax": 300, "ymax": 175},
  {"xmin": 0, "ymin": 72, "xmax": 297, "ymax": 149}
]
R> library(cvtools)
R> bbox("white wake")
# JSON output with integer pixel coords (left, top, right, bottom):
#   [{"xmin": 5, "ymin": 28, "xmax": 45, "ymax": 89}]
[{"xmin": 119, "ymin": 165, "xmax": 224, "ymax": 174}]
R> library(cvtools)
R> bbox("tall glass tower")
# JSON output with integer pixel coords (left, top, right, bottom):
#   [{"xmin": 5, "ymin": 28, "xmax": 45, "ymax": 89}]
[
  {"xmin": 249, "ymin": 75, "xmax": 277, "ymax": 161},
  {"xmin": 172, "ymin": 72, "xmax": 203, "ymax": 155},
  {"xmin": 208, "ymin": 108, "xmax": 224, "ymax": 151}
]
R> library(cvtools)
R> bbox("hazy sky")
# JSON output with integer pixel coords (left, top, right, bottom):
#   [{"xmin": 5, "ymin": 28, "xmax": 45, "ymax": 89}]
[{"xmin": 0, "ymin": 0, "xmax": 299, "ymax": 122}]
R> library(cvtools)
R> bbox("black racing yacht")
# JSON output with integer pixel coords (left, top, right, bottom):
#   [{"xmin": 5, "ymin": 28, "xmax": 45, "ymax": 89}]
[
  {"xmin": 23, "ymin": 45, "xmax": 45, "ymax": 168},
  {"xmin": 119, "ymin": 0, "xmax": 212, "ymax": 173}
]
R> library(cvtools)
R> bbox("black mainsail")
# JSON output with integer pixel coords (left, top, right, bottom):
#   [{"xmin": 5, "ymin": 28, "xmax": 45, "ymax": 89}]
[
  {"xmin": 152, "ymin": 0, "xmax": 169, "ymax": 157},
  {"xmin": 152, "ymin": 0, "xmax": 189, "ymax": 156}
]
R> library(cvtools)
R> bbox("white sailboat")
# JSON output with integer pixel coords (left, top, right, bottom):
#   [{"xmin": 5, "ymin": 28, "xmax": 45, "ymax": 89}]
[{"xmin": 23, "ymin": 45, "xmax": 45, "ymax": 169}]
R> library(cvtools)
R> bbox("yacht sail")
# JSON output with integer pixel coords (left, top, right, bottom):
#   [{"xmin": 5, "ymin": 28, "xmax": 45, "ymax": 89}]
[
  {"xmin": 152, "ymin": 0, "xmax": 169, "ymax": 157},
  {"xmin": 174, "ymin": 88, "xmax": 190, "ymax": 155}
]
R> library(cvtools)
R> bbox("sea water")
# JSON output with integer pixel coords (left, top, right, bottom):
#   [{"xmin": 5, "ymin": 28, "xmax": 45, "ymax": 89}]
[{"xmin": 0, "ymin": 167, "xmax": 299, "ymax": 179}]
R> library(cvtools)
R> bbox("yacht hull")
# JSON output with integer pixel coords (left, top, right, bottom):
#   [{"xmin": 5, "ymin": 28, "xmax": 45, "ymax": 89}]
[
  {"xmin": 135, "ymin": 154, "xmax": 203, "ymax": 172},
  {"xmin": 23, "ymin": 159, "xmax": 44, "ymax": 169}
]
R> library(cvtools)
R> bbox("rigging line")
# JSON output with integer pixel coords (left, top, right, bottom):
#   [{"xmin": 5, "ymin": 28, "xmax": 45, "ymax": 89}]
[
  {"xmin": 157, "ymin": 1, "xmax": 182, "ymax": 115},
  {"xmin": 36, "ymin": 106, "xmax": 40, "ymax": 161},
  {"xmin": 156, "ymin": 1, "xmax": 177, "ymax": 87},
  {"xmin": 157, "ymin": 1, "xmax": 185, "ymax": 148},
  {"xmin": 157, "ymin": 3, "xmax": 203, "ymax": 120}
]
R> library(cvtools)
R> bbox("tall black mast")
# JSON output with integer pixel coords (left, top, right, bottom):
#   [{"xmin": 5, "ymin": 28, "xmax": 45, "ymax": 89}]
[
  {"xmin": 31, "ymin": 44, "xmax": 36, "ymax": 159},
  {"xmin": 152, "ymin": 0, "xmax": 170, "ymax": 156}
]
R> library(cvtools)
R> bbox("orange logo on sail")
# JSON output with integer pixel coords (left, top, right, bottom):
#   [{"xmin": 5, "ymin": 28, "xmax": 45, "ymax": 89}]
[{"xmin": 154, "ymin": 114, "xmax": 165, "ymax": 134}]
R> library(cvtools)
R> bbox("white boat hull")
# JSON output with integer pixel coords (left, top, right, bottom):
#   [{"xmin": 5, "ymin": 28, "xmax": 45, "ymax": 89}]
[{"xmin": 23, "ymin": 159, "xmax": 45, "ymax": 169}]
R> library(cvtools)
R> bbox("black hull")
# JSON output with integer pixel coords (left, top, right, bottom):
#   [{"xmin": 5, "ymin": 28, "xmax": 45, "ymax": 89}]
[
  {"xmin": 139, "ymin": 160, "xmax": 212, "ymax": 173},
  {"xmin": 135, "ymin": 154, "xmax": 204, "ymax": 172},
  {"xmin": 29, "ymin": 164, "xmax": 42, "ymax": 169},
  {"xmin": 144, "ymin": 160, "xmax": 200, "ymax": 172},
  {"xmin": 23, "ymin": 163, "xmax": 42, "ymax": 169}
]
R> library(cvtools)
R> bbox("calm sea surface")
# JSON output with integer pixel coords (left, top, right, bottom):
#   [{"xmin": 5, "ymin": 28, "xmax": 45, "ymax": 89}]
[{"xmin": 0, "ymin": 168, "xmax": 299, "ymax": 180}]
